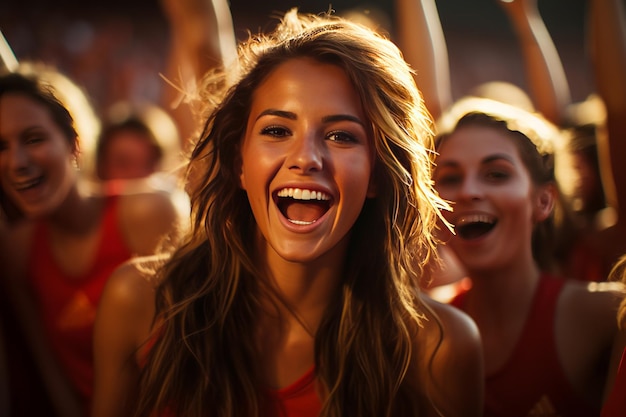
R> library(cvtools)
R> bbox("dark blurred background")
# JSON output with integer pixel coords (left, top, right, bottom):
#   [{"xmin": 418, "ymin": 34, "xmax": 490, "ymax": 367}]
[{"xmin": 0, "ymin": 0, "xmax": 592, "ymax": 116}]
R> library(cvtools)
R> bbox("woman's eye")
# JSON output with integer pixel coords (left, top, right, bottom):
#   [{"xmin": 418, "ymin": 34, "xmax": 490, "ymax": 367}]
[
  {"xmin": 260, "ymin": 126, "xmax": 290, "ymax": 137},
  {"xmin": 485, "ymin": 170, "xmax": 510, "ymax": 181},
  {"xmin": 24, "ymin": 133, "xmax": 46, "ymax": 145},
  {"xmin": 26, "ymin": 137, "xmax": 44, "ymax": 145},
  {"xmin": 435, "ymin": 174, "xmax": 462, "ymax": 187},
  {"xmin": 326, "ymin": 130, "xmax": 357, "ymax": 143}
]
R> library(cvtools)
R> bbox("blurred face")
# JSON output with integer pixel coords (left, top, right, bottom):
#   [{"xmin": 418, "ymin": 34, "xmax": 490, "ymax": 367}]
[
  {"xmin": 239, "ymin": 58, "xmax": 375, "ymax": 264},
  {"xmin": 99, "ymin": 130, "xmax": 158, "ymax": 180},
  {"xmin": 0, "ymin": 93, "xmax": 77, "ymax": 218},
  {"xmin": 433, "ymin": 125, "xmax": 549, "ymax": 273},
  {"xmin": 570, "ymin": 150, "xmax": 602, "ymax": 213}
]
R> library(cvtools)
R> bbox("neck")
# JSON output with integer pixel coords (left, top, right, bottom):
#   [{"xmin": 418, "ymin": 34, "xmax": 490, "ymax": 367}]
[
  {"xmin": 254, "ymin": 231, "xmax": 346, "ymax": 337},
  {"xmin": 253, "ymin": 233, "xmax": 347, "ymax": 386},
  {"xmin": 465, "ymin": 255, "xmax": 542, "ymax": 313},
  {"xmin": 462, "ymin": 255, "xmax": 544, "ymax": 375},
  {"xmin": 47, "ymin": 184, "xmax": 102, "ymax": 234}
]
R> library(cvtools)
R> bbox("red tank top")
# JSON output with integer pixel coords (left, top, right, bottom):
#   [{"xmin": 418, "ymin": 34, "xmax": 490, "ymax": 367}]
[
  {"xmin": 451, "ymin": 274, "xmax": 597, "ymax": 417},
  {"xmin": 27, "ymin": 195, "xmax": 133, "ymax": 413},
  {"xmin": 601, "ymin": 347, "xmax": 626, "ymax": 417},
  {"xmin": 263, "ymin": 366, "xmax": 321, "ymax": 417},
  {"xmin": 150, "ymin": 364, "xmax": 322, "ymax": 417}
]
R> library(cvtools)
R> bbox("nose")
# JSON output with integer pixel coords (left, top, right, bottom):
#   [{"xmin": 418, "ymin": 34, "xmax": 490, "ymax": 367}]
[
  {"xmin": 286, "ymin": 132, "xmax": 323, "ymax": 174},
  {"xmin": 4, "ymin": 143, "xmax": 30, "ymax": 173},
  {"xmin": 456, "ymin": 175, "xmax": 483, "ymax": 201}
]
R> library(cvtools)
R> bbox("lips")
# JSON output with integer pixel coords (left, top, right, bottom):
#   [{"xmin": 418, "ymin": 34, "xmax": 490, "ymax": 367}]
[
  {"xmin": 13, "ymin": 176, "xmax": 44, "ymax": 191},
  {"xmin": 275, "ymin": 187, "xmax": 332, "ymax": 225},
  {"xmin": 454, "ymin": 213, "xmax": 497, "ymax": 240}
]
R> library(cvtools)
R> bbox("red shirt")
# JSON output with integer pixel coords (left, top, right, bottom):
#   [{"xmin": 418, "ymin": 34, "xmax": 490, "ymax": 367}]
[
  {"xmin": 451, "ymin": 274, "xmax": 598, "ymax": 417},
  {"xmin": 263, "ymin": 366, "xmax": 321, "ymax": 417},
  {"xmin": 28, "ymin": 196, "xmax": 133, "ymax": 414}
]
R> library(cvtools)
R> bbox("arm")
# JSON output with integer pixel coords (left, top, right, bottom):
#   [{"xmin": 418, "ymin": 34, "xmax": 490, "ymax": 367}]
[
  {"xmin": 419, "ymin": 296, "xmax": 484, "ymax": 417},
  {"xmin": 160, "ymin": 0, "xmax": 237, "ymax": 148},
  {"xmin": 92, "ymin": 262, "xmax": 157, "ymax": 417},
  {"xmin": 557, "ymin": 281, "xmax": 625, "ymax": 406},
  {"xmin": 589, "ymin": 0, "xmax": 626, "ymax": 228},
  {"xmin": 603, "ymin": 257, "xmax": 626, "ymax": 404},
  {"xmin": 497, "ymin": 0, "xmax": 571, "ymax": 125},
  {"xmin": 603, "ymin": 326, "xmax": 626, "ymax": 404},
  {"xmin": 394, "ymin": 0, "xmax": 452, "ymax": 121}
]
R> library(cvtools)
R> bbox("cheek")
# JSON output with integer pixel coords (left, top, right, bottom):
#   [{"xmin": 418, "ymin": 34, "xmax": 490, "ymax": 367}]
[
  {"xmin": 240, "ymin": 152, "xmax": 282, "ymax": 216},
  {"xmin": 501, "ymin": 191, "xmax": 537, "ymax": 224},
  {"xmin": 502, "ymin": 184, "xmax": 534, "ymax": 206},
  {"xmin": 347, "ymin": 166, "xmax": 372, "ymax": 192},
  {"xmin": 56, "ymin": 158, "xmax": 78, "ymax": 195},
  {"xmin": 339, "ymin": 156, "xmax": 374, "ymax": 207}
]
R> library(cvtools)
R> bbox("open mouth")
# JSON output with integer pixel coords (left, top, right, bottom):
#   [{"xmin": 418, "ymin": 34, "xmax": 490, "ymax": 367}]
[
  {"xmin": 14, "ymin": 176, "xmax": 44, "ymax": 191},
  {"xmin": 275, "ymin": 187, "xmax": 332, "ymax": 225},
  {"xmin": 455, "ymin": 214, "xmax": 497, "ymax": 240}
]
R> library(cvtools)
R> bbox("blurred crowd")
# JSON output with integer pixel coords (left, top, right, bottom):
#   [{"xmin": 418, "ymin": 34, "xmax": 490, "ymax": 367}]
[{"xmin": 1, "ymin": 1, "xmax": 626, "ymax": 417}]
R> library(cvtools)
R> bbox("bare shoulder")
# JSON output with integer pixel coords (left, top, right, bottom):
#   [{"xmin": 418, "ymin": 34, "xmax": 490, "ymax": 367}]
[
  {"xmin": 96, "ymin": 256, "xmax": 167, "ymax": 352},
  {"xmin": 101, "ymin": 256, "xmax": 163, "ymax": 312},
  {"xmin": 558, "ymin": 279, "xmax": 624, "ymax": 350},
  {"xmin": 117, "ymin": 190, "xmax": 184, "ymax": 255},
  {"xmin": 420, "ymin": 295, "xmax": 482, "ymax": 348},
  {"xmin": 119, "ymin": 190, "xmax": 180, "ymax": 225},
  {"xmin": 561, "ymin": 280, "xmax": 625, "ymax": 317},
  {"xmin": 414, "ymin": 295, "xmax": 484, "ymax": 417}
]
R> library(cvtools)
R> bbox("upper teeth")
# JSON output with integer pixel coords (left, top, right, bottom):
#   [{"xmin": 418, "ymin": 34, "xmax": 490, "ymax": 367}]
[
  {"xmin": 455, "ymin": 214, "xmax": 495, "ymax": 226},
  {"xmin": 14, "ymin": 178, "xmax": 40, "ymax": 190},
  {"xmin": 277, "ymin": 188, "xmax": 330, "ymax": 201}
]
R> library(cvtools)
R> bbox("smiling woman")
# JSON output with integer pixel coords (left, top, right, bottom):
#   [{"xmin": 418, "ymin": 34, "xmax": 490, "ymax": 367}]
[
  {"xmin": 91, "ymin": 8, "xmax": 484, "ymax": 417},
  {"xmin": 433, "ymin": 97, "xmax": 624, "ymax": 417},
  {"xmin": 239, "ymin": 58, "xmax": 374, "ymax": 263},
  {"xmin": 0, "ymin": 68, "xmax": 182, "ymax": 417}
]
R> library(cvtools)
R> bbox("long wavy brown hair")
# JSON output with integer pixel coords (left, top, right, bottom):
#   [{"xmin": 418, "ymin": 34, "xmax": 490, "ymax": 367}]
[{"xmin": 134, "ymin": 9, "xmax": 449, "ymax": 417}]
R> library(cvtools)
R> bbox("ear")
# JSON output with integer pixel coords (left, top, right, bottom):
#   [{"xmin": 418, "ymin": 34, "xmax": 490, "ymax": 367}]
[{"xmin": 533, "ymin": 183, "xmax": 556, "ymax": 223}]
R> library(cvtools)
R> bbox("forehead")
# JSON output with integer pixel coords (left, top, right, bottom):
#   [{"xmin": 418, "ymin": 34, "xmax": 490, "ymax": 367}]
[
  {"xmin": 0, "ymin": 92, "xmax": 55, "ymax": 134},
  {"xmin": 250, "ymin": 58, "xmax": 364, "ymax": 115},
  {"xmin": 437, "ymin": 125, "xmax": 522, "ymax": 164}
]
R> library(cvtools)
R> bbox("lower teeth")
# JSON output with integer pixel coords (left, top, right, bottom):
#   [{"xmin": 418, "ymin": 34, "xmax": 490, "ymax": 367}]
[{"xmin": 288, "ymin": 219, "xmax": 316, "ymax": 225}]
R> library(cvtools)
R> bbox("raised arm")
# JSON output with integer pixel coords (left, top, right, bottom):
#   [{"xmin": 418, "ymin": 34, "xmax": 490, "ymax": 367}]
[
  {"xmin": 589, "ymin": 0, "xmax": 626, "ymax": 228},
  {"xmin": 394, "ymin": 0, "xmax": 452, "ymax": 121},
  {"xmin": 159, "ymin": 0, "xmax": 237, "ymax": 148},
  {"xmin": 497, "ymin": 0, "xmax": 571, "ymax": 125}
]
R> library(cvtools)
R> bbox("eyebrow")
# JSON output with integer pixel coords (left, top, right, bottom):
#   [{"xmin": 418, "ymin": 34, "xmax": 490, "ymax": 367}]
[
  {"xmin": 256, "ymin": 109, "xmax": 365, "ymax": 127},
  {"xmin": 256, "ymin": 109, "xmax": 296, "ymax": 121},
  {"xmin": 482, "ymin": 154, "xmax": 515, "ymax": 164},
  {"xmin": 436, "ymin": 153, "xmax": 515, "ymax": 168}
]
